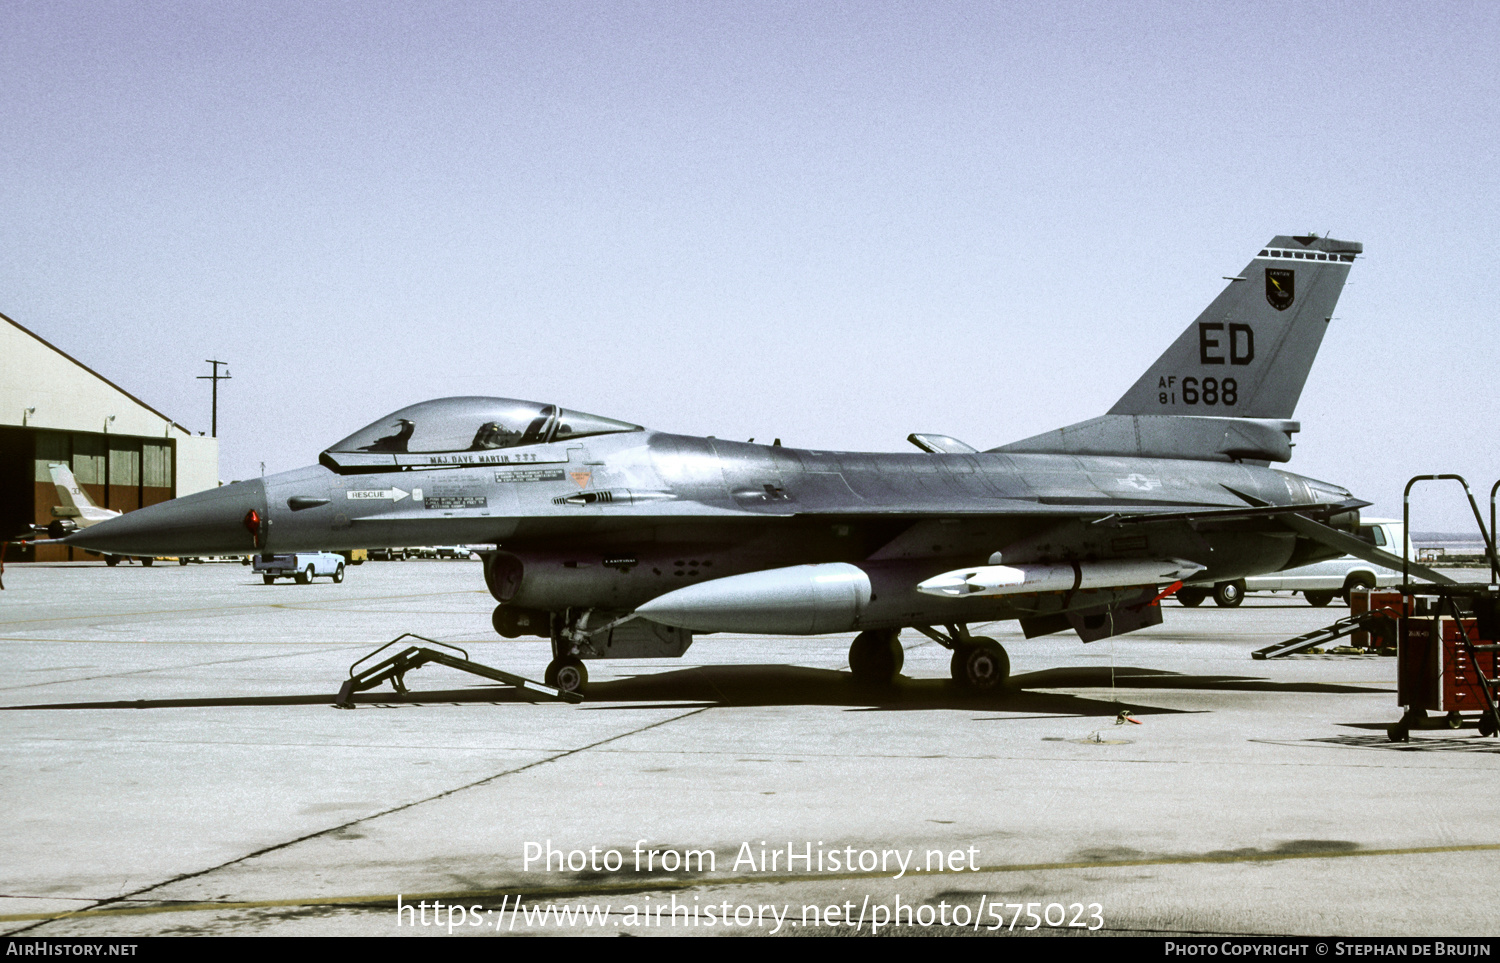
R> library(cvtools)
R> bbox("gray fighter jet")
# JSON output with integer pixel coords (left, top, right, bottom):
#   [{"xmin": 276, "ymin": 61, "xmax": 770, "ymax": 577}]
[{"xmin": 63, "ymin": 234, "xmax": 1442, "ymax": 693}]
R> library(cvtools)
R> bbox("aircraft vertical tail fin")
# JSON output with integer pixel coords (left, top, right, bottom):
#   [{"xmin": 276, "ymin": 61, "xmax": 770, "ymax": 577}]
[
  {"xmin": 1108, "ymin": 234, "xmax": 1361, "ymax": 419},
  {"xmin": 50, "ymin": 463, "xmax": 91, "ymax": 512},
  {"xmin": 993, "ymin": 234, "xmax": 1361, "ymax": 463},
  {"xmin": 49, "ymin": 463, "xmax": 115, "ymax": 524}
]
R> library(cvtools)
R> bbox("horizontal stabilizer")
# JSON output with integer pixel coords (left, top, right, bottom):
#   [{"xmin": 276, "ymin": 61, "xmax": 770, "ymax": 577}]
[
  {"xmin": 1096, "ymin": 497, "xmax": 1369, "ymax": 527},
  {"xmin": 1277, "ymin": 514, "xmax": 1455, "ymax": 585}
]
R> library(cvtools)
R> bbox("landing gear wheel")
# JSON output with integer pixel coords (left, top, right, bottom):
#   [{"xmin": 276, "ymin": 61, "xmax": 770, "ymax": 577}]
[
  {"xmin": 848, "ymin": 630, "xmax": 903, "ymax": 684},
  {"xmin": 545, "ymin": 657, "xmax": 587, "ymax": 693},
  {"xmin": 296, "ymin": 565, "xmax": 312, "ymax": 585},
  {"xmin": 263, "ymin": 574, "xmax": 275, "ymax": 585},
  {"xmin": 1445, "ymin": 711, "xmax": 1463, "ymax": 729},
  {"xmin": 1305, "ymin": 590, "xmax": 1336, "ymax": 608},
  {"xmin": 332, "ymin": 564, "xmax": 344, "ymax": 583},
  {"xmin": 1176, "ymin": 588, "xmax": 1207, "ymax": 608},
  {"xmin": 1213, "ymin": 580, "xmax": 1244, "ymax": 607},
  {"xmin": 951, "ymin": 637, "xmax": 1010, "ymax": 692}
]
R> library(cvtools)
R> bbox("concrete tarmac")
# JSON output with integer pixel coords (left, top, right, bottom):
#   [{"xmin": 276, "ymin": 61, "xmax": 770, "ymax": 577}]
[{"xmin": 1, "ymin": 560, "xmax": 1497, "ymax": 937}]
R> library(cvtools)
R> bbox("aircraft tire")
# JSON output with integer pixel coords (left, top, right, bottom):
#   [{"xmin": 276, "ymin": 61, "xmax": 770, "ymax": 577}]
[
  {"xmin": 951, "ymin": 638, "xmax": 1010, "ymax": 691},
  {"xmin": 333, "ymin": 564, "xmax": 344, "ymax": 584},
  {"xmin": 1304, "ymin": 590, "xmax": 1336, "ymax": 607},
  {"xmin": 1176, "ymin": 588, "xmax": 1207, "ymax": 607},
  {"xmin": 848, "ymin": 629, "xmax": 903, "ymax": 684},
  {"xmin": 1212, "ymin": 580, "xmax": 1244, "ymax": 607},
  {"xmin": 546, "ymin": 657, "xmax": 587, "ymax": 694}
]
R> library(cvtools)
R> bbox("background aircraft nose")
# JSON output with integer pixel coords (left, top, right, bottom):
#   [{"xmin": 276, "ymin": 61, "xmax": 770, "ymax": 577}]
[{"xmin": 64, "ymin": 479, "xmax": 268, "ymax": 557}]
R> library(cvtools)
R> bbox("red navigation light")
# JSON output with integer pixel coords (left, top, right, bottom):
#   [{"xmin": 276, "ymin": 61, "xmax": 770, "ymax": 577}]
[{"xmin": 243, "ymin": 509, "xmax": 262, "ymax": 548}]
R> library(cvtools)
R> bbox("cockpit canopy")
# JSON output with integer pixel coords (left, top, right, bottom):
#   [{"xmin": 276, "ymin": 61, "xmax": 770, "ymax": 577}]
[{"xmin": 321, "ymin": 397, "xmax": 643, "ymax": 471}]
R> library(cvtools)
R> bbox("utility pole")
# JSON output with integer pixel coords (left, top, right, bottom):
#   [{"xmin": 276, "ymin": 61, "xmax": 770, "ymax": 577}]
[{"xmin": 197, "ymin": 360, "xmax": 231, "ymax": 438}]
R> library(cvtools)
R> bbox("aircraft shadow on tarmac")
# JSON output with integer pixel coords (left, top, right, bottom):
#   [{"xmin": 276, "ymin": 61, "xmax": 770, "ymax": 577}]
[{"xmin": 4, "ymin": 663, "xmax": 1386, "ymax": 719}]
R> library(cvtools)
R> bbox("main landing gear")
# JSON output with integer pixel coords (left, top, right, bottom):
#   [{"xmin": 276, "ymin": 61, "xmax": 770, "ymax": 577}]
[
  {"xmin": 910, "ymin": 624, "xmax": 1012, "ymax": 692},
  {"xmin": 950, "ymin": 638, "xmax": 1010, "ymax": 691}
]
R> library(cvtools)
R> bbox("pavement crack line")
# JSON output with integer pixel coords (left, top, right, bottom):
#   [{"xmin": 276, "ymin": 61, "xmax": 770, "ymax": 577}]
[
  {"xmin": 6, "ymin": 840, "xmax": 1500, "ymax": 926},
  {"xmin": 1, "ymin": 705, "xmax": 713, "ymax": 936}
]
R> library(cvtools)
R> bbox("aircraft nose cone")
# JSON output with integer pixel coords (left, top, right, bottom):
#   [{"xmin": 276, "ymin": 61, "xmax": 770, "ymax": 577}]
[{"xmin": 65, "ymin": 479, "xmax": 268, "ymax": 557}]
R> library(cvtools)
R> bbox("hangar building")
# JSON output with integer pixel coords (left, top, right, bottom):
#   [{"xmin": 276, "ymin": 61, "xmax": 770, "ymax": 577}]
[{"xmin": 0, "ymin": 311, "xmax": 219, "ymax": 561}]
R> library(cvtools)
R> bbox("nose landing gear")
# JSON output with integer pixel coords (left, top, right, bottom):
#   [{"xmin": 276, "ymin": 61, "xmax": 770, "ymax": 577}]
[
  {"xmin": 545, "ymin": 657, "xmax": 588, "ymax": 693},
  {"xmin": 911, "ymin": 623, "xmax": 1013, "ymax": 692}
]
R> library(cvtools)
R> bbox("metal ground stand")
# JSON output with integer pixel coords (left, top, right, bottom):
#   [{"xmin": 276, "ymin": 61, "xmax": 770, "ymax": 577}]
[
  {"xmin": 1387, "ymin": 585, "xmax": 1500, "ymax": 741},
  {"xmin": 1385, "ymin": 476, "xmax": 1500, "ymax": 741},
  {"xmin": 335, "ymin": 634, "xmax": 583, "ymax": 707},
  {"xmin": 1251, "ymin": 608, "xmax": 1402, "ymax": 660}
]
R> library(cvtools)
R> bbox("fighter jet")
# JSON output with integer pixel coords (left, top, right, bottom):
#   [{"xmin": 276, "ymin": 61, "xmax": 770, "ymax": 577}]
[
  {"xmin": 7, "ymin": 464, "xmax": 161, "ymax": 566},
  {"xmin": 61, "ymin": 234, "xmax": 1447, "ymax": 693}
]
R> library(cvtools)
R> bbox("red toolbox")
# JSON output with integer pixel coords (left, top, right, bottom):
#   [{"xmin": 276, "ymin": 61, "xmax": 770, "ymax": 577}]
[
  {"xmin": 1350, "ymin": 590, "xmax": 1409, "ymax": 649},
  {"xmin": 1397, "ymin": 615, "xmax": 1498, "ymax": 715}
]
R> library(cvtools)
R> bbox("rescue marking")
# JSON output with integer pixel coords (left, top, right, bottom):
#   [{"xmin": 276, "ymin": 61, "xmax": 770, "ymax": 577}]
[{"xmin": 347, "ymin": 488, "xmax": 409, "ymax": 502}]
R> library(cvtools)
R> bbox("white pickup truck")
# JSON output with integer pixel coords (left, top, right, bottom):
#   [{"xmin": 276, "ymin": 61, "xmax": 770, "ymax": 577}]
[
  {"xmin": 1181, "ymin": 519, "xmax": 1412, "ymax": 608},
  {"xmin": 253, "ymin": 552, "xmax": 346, "ymax": 585}
]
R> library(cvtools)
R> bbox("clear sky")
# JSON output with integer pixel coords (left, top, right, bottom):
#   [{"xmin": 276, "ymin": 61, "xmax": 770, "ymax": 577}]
[{"xmin": 4, "ymin": 1, "xmax": 1497, "ymax": 528}]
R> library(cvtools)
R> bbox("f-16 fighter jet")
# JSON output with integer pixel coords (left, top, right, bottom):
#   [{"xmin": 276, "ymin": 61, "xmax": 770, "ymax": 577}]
[{"xmin": 62, "ymin": 234, "xmax": 1443, "ymax": 693}]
